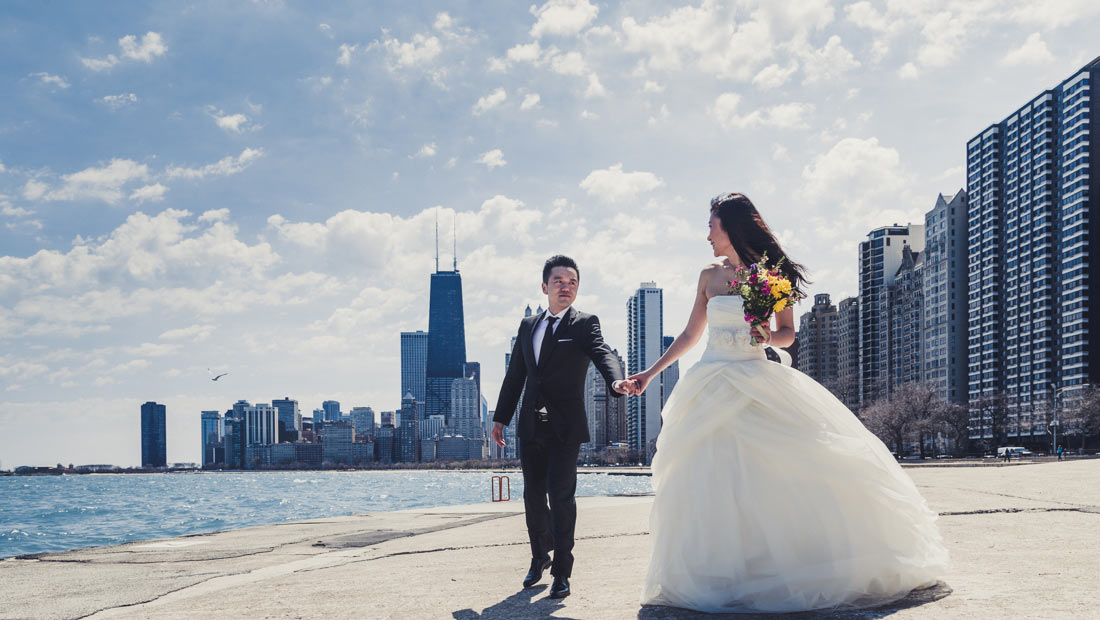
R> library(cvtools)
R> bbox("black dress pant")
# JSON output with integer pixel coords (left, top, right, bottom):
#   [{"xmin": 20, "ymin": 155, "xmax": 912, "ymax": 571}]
[{"xmin": 519, "ymin": 419, "xmax": 581, "ymax": 578}]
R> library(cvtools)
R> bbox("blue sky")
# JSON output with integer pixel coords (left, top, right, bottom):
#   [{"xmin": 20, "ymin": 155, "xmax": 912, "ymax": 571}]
[{"xmin": 2, "ymin": 0, "xmax": 1099, "ymax": 467}]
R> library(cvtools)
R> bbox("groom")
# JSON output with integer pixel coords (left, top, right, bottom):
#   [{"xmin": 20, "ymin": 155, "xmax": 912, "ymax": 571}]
[{"xmin": 492, "ymin": 255, "xmax": 630, "ymax": 599}]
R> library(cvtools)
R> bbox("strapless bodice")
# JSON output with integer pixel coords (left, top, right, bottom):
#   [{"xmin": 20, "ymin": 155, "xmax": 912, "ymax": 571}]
[{"xmin": 701, "ymin": 295, "xmax": 767, "ymax": 362}]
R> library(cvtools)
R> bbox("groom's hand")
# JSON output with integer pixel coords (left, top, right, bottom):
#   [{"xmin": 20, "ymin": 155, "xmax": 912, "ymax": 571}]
[{"xmin": 491, "ymin": 422, "xmax": 506, "ymax": 447}]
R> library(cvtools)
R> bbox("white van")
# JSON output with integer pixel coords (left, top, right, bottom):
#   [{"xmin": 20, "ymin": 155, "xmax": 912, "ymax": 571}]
[{"xmin": 997, "ymin": 446, "xmax": 1031, "ymax": 457}]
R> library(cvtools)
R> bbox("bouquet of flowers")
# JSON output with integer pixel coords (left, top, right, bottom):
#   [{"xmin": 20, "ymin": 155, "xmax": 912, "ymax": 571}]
[{"xmin": 728, "ymin": 252, "xmax": 805, "ymax": 347}]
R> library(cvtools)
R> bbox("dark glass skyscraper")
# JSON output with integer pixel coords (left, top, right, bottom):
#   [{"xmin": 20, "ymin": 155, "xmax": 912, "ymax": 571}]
[
  {"xmin": 140, "ymin": 401, "xmax": 167, "ymax": 468},
  {"xmin": 425, "ymin": 269, "xmax": 467, "ymax": 421}
]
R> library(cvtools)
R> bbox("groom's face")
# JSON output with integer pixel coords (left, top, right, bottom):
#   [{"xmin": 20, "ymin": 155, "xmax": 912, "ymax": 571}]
[{"xmin": 542, "ymin": 266, "xmax": 579, "ymax": 308}]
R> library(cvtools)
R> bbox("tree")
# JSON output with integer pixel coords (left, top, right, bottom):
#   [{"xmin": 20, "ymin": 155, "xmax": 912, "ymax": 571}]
[
  {"xmin": 1061, "ymin": 384, "xmax": 1100, "ymax": 451},
  {"xmin": 972, "ymin": 392, "xmax": 1010, "ymax": 450},
  {"xmin": 935, "ymin": 401, "xmax": 972, "ymax": 456},
  {"xmin": 861, "ymin": 399, "xmax": 912, "ymax": 456}
]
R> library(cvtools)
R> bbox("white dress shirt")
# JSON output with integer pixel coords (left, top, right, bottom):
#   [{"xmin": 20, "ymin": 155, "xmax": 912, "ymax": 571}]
[{"xmin": 532, "ymin": 307, "xmax": 568, "ymax": 365}]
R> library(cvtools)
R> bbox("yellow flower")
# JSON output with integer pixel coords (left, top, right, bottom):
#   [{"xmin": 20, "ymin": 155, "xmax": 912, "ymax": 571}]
[{"xmin": 774, "ymin": 298, "xmax": 788, "ymax": 312}]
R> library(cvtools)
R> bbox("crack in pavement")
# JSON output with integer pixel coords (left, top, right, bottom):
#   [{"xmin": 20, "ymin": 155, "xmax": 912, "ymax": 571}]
[
  {"xmin": 940, "ymin": 506, "xmax": 1100, "ymax": 516},
  {"xmin": 919, "ymin": 484, "xmax": 1100, "ymax": 511}
]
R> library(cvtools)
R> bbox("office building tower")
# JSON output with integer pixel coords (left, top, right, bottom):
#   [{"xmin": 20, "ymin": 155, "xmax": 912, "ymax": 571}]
[
  {"xmin": 349, "ymin": 406, "xmax": 375, "ymax": 439},
  {"xmin": 243, "ymin": 403, "xmax": 278, "ymax": 446},
  {"xmin": 859, "ymin": 224, "xmax": 925, "ymax": 406},
  {"xmin": 271, "ymin": 397, "xmax": 300, "ymax": 443},
  {"xmin": 627, "ymin": 282, "xmax": 664, "ymax": 463},
  {"xmin": 922, "ymin": 190, "xmax": 970, "ymax": 405},
  {"xmin": 450, "ymin": 376, "xmax": 481, "ymax": 440},
  {"xmin": 889, "ymin": 246, "xmax": 924, "ymax": 389},
  {"xmin": 660, "ymin": 335, "xmax": 680, "ymax": 409},
  {"xmin": 966, "ymin": 58, "xmax": 1099, "ymax": 445},
  {"xmin": 376, "ymin": 424, "xmax": 395, "ymax": 464},
  {"xmin": 425, "ymin": 219, "xmax": 468, "ymax": 423},
  {"xmin": 321, "ymin": 421, "xmax": 354, "ymax": 465},
  {"xmin": 398, "ymin": 393, "xmax": 421, "ymax": 463},
  {"xmin": 380, "ymin": 411, "xmax": 396, "ymax": 427},
  {"xmin": 835, "ymin": 296, "xmax": 861, "ymax": 411},
  {"xmin": 401, "ymin": 330, "xmax": 429, "ymax": 405},
  {"xmin": 421, "ymin": 414, "xmax": 445, "ymax": 441},
  {"xmin": 321, "ymin": 400, "xmax": 341, "ymax": 423},
  {"xmin": 582, "ymin": 352, "xmax": 625, "ymax": 451},
  {"xmin": 797, "ymin": 294, "xmax": 840, "ymax": 391},
  {"xmin": 200, "ymin": 410, "xmax": 222, "ymax": 468},
  {"xmin": 140, "ymin": 401, "xmax": 167, "ymax": 468}
]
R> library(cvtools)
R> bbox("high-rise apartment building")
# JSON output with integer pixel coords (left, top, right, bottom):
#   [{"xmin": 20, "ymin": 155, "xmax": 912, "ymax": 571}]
[
  {"xmin": 627, "ymin": 282, "xmax": 664, "ymax": 463},
  {"xmin": 966, "ymin": 57, "xmax": 1099, "ymax": 443},
  {"xmin": 400, "ymin": 330, "xmax": 428, "ymax": 406},
  {"xmin": 835, "ymin": 296, "xmax": 860, "ymax": 411},
  {"xmin": 321, "ymin": 400, "xmax": 341, "ymax": 423},
  {"xmin": 450, "ymin": 376, "xmax": 481, "ymax": 440},
  {"xmin": 859, "ymin": 225, "xmax": 925, "ymax": 406},
  {"xmin": 797, "ymin": 294, "xmax": 840, "ymax": 390},
  {"xmin": 200, "ymin": 410, "xmax": 221, "ymax": 468},
  {"xmin": 922, "ymin": 190, "xmax": 970, "ymax": 404},
  {"xmin": 349, "ymin": 406, "xmax": 375, "ymax": 439},
  {"xmin": 889, "ymin": 246, "xmax": 924, "ymax": 389},
  {"xmin": 398, "ymin": 393, "xmax": 421, "ymax": 463},
  {"xmin": 140, "ymin": 401, "xmax": 167, "ymax": 468},
  {"xmin": 660, "ymin": 336, "xmax": 679, "ymax": 409}
]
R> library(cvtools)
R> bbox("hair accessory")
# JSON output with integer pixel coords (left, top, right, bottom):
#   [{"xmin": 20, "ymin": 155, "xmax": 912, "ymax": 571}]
[{"xmin": 710, "ymin": 192, "xmax": 739, "ymax": 208}]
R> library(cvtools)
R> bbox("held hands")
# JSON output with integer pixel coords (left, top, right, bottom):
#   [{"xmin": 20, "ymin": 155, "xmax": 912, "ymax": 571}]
[
  {"xmin": 751, "ymin": 322, "xmax": 772, "ymax": 345},
  {"xmin": 618, "ymin": 373, "xmax": 653, "ymax": 396},
  {"xmin": 491, "ymin": 422, "xmax": 506, "ymax": 447}
]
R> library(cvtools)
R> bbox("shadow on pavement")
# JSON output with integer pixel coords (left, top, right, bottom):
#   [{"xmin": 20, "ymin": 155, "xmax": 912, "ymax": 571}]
[
  {"xmin": 453, "ymin": 584, "xmax": 579, "ymax": 620},
  {"xmin": 637, "ymin": 582, "xmax": 953, "ymax": 620}
]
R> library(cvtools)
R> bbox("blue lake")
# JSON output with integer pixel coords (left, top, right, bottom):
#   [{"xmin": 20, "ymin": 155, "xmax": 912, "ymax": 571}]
[{"xmin": 0, "ymin": 470, "xmax": 652, "ymax": 559}]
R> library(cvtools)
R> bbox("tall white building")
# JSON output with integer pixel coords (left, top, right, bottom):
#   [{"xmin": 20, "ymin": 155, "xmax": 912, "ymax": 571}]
[
  {"xmin": 244, "ymin": 403, "xmax": 278, "ymax": 446},
  {"xmin": 859, "ymin": 224, "xmax": 925, "ymax": 407},
  {"xmin": 627, "ymin": 282, "xmax": 664, "ymax": 463},
  {"xmin": 450, "ymin": 376, "xmax": 481, "ymax": 441},
  {"xmin": 922, "ymin": 190, "xmax": 970, "ymax": 405}
]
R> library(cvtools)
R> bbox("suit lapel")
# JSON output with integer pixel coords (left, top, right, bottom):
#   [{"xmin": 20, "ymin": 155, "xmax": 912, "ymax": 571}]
[
  {"xmin": 522, "ymin": 315, "xmax": 538, "ymax": 373},
  {"xmin": 537, "ymin": 306, "xmax": 575, "ymax": 372}
]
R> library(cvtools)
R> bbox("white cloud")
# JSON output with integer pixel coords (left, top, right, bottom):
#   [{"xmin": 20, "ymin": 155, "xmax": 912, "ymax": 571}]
[
  {"xmin": 473, "ymin": 88, "xmax": 507, "ymax": 115},
  {"xmin": 1010, "ymin": 0, "xmax": 1100, "ymax": 28},
  {"xmin": 30, "ymin": 73, "xmax": 70, "ymax": 89},
  {"xmin": 584, "ymin": 73, "xmax": 606, "ymax": 98},
  {"xmin": 159, "ymin": 324, "xmax": 215, "ymax": 342},
  {"xmin": 198, "ymin": 208, "xmax": 230, "ymax": 223},
  {"xmin": 1001, "ymin": 32, "xmax": 1054, "ymax": 66},
  {"xmin": 752, "ymin": 62, "xmax": 798, "ymax": 89},
  {"xmin": 82, "ymin": 31, "xmax": 166, "ymax": 71},
  {"xmin": 520, "ymin": 93, "xmax": 541, "ymax": 110},
  {"xmin": 25, "ymin": 159, "xmax": 151, "ymax": 204},
  {"xmin": 796, "ymin": 35, "xmax": 860, "ymax": 84},
  {"xmin": 710, "ymin": 93, "xmax": 814, "ymax": 129},
  {"xmin": 337, "ymin": 43, "xmax": 358, "ymax": 66},
  {"xmin": 579, "ymin": 163, "xmax": 664, "ymax": 203},
  {"xmin": 897, "ymin": 62, "xmax": 919, "ymax": 79},
  {"xmin": 801, "ymin": 137, "xmax": 914, "ymax": 210},
  {"xmin": 476, "ymin": 149, "xmax": 507, "ymax": 169},
  {"xmin": 379, "ymin": 32, "xmax": 442, "ymax": 68},
  {"xmin": 642, "ymin": 80, "xmax": 665, "ymax": 93},
  {"xmin": 205, "ymin": 107, "xmax": 256, "ymax": 133},
  {"xmin": 165, "ymin": 148, "xmax": 264, "ymax": 180},
  {"xmin": 530, "ymin": 0, "xmax": 599, "ymax": 38},
  {"xmin": 416, "ymin": 142, "xmax": 437, "ymax": 158},
  {"xmin": 2, "ymin": 205, "xmax": 35, "ymax": 218},
  {"xmin": 98, "ymin": 93, "xmax": 138, "ymax": 109},
  {"xmin": 580, "ymin": 109, "xmax": 599, "ymax": 120},
  {"xmin": 129, "ymin": 183, "xmax": 167, "ymax": 204},
  {"xmin": 550, "ymin": 51, "xmax": 589, "ymax": 76},
  {"xmin": 0, "ymin": 162, "xmax": 5, "ymax": 173}
]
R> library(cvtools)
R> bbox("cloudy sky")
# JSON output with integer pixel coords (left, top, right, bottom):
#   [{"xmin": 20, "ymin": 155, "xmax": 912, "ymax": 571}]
[{"xmin": 2, "ymin": 0, "xmax": 1098, "ymax": 467}]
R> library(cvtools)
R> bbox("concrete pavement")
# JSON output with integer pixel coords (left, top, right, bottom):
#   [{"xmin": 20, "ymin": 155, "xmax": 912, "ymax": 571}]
[{"xmin": 2, "ymin": 460, "xmax": 1098, "ymax": 620}]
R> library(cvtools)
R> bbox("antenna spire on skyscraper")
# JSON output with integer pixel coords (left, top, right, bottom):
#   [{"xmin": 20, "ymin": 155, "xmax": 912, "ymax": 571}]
[
  {"xmin": 453, "ymin": 213, "xmax": 458, "ymax": 271},
  {"xmin": 435, "ymin": 213, "xmax": 440, "ymax": 273}
]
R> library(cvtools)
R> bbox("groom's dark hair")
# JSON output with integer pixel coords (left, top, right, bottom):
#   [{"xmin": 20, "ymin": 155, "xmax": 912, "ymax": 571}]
[{"xmin": 543, "ymin": 255, "xmax": 580, "ymax": 284}]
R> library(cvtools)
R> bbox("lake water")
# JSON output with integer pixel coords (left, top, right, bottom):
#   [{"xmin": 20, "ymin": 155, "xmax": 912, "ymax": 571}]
[{"xmin": 0, "ymin": 470, "xmax": 653, "ymax": 559}]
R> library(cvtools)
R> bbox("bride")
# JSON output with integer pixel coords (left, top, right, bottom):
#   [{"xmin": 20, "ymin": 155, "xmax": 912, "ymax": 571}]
[{"xmin": 626, "ymin": 192, "xmax": 949, "ymax": 613}]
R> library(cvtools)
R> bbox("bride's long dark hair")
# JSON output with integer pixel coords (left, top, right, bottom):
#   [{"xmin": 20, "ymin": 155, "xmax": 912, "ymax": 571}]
[{"xmin": 710, "ymin": 192, "xmax": 810, "ymax": 299}]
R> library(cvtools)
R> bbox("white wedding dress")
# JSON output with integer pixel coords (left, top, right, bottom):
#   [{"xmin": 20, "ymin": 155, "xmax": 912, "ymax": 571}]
[{"xmin": 641, "ymin": 295, "xmax": 949, "ymax": 613}]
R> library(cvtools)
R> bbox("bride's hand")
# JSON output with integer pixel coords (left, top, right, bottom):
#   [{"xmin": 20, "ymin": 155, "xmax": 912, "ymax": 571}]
[
  {"xmin": 626, "ymin": 372, "xmax": 652, "ymax": 395},
  {"xmin": 751, "ymin": 322, "xmax": 772, "ymax": 345}
]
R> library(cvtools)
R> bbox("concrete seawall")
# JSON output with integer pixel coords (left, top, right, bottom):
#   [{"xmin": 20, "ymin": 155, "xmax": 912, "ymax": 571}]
[{"xmin": 2, "ymin": 460, "xmax": 1098, "ymax": 620}]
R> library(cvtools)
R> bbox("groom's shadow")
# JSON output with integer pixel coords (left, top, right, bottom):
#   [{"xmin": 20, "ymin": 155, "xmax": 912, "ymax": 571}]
[
  {"xmin": 637, "ymin": 581, "xmax": 952, "ymax": 620},
  {"xmin": 453, "ymin": 585, "xmax": 581, "ymax": 620}
]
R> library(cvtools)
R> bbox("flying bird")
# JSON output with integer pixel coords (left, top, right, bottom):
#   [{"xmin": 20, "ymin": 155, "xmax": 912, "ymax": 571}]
[{"xmin": 207, "ymin": 368, "xmax": 229, "ymax": 381}]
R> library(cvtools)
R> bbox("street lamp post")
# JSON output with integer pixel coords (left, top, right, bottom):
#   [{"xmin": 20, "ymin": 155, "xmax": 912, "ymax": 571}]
[{"xmin": 1049, "ymin": 382, "xmax": 1070, "ymax": 457}]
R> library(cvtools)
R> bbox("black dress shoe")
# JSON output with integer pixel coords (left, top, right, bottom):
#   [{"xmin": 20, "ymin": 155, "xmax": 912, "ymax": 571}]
[
  {"xmin": 523, "ymin": 556, "xmax": 552, "ymax": 588},
  {"xmin": 548, "ymin": 576, "xmax": 570, "ymax": 599}
]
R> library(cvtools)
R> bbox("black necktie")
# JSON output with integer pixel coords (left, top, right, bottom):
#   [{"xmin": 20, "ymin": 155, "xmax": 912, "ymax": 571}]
[{"xmin": 539, "ymin": 316, "xmax": 558, "ymax": 366}]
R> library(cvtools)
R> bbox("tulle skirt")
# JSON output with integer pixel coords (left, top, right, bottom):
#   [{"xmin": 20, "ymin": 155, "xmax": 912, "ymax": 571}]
[{"xmin": 641, "ymin": 355, "xmax": 949, "ymax": 613}]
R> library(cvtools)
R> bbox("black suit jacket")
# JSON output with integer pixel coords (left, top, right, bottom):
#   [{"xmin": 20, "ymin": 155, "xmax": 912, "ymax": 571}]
[{"xmin": 493, "ymin": 306, "xmax": 625, "ymax": 445}]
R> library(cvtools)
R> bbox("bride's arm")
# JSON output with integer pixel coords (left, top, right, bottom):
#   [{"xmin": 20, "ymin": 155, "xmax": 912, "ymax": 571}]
[{"xmin": 627, "ymin": 267, "xmax": 711, "ymax": 391}]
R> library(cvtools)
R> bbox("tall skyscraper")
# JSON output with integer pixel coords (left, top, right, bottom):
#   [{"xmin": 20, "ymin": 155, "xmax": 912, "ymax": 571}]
[
  {"xmin": 922, "ymin": 190, "xmax": 970, "ymax": 405},
  {"xmin": 889, "ymin": 246, "xmax": 924, "ymax": 389},
  {"xmin": 425, "ymin": 223, "xmax": 467, "ymax": 423},
  {"xmin": 835, "ymin": 296, "xmax": 861, "ymax": 411},
  {"xmin": 321, "ymin": 400, "xmax": 341, "ymax": 423},
  {"xmin": 200, "ymin": 410, "xmax": 221, "ymax": 468},
  {"xmin": 627, "ymin": 282, "xmax": 664, "ymax": 463},
  {"xmin": 398, "ymin": 393, "xmax": 421, "ymax": 463},
  {"xmin": 450, "ymin": 376, "xmax": 481, "ymax": 440},
  {"xmin": 401, "ymin": 330, "xmax": 429, "ymax": 406},
  {"xmin": 797, "ymin": 294, "xmax": 840, "ymax": 390},
  {"xmin": 140, "ymin": 401, "xmax": 167, "ymax": 468},
  {"xmin": 858, "ymin": 224, "xmax": 925, "ymax": 407},
  {"xmin": 966, "ymin": 57, "xmax": 1100, "ymax": 441},
  {"xmin": 271, "ymin": 397, "xmax": 300, "ymax": 443},
  {"xmin": 583, "ymin": 350, "xmax": 627, "ymax": 452}
]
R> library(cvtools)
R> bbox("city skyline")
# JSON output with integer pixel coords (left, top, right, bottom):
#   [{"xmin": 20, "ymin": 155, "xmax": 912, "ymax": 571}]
[{"xmin": 4, "ymin": 2, "xmax": 1100, "ymax": 466}]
